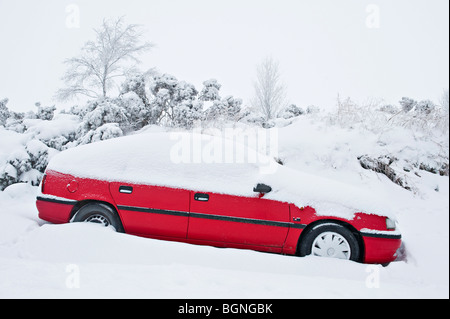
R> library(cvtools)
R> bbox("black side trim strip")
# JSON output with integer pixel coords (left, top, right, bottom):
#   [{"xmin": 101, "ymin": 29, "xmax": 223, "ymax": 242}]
[
  {"xmin": 36, "ymin": 196, "xmax": 76, "ymax": 206},
  {"xmin": 117, "ymin": 205, "xmax": 189, "ymax": 217},
  {"xmin": 117, "ymin": 205, "xmax": 306, "ymax": 229},
  {"xmin": 361, "ymin": 232, "xmax": 402, "ymax": 240},
  {"xmin": 190, "ymin": 212, "xmax": 304, "ymax": 229}
]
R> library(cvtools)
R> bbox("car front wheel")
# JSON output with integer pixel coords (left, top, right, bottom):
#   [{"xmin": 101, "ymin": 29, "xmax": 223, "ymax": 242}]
[{"xmin": 299, "ymin": 223, "xmax": 361, "ymax": 262}]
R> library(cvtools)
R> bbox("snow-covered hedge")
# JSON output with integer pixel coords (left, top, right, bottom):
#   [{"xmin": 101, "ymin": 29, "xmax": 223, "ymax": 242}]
[
  {"xmin": 0, "ymin": 76, "xmax": 448, "ymax": 193},
  {"xmin": 322, "ymin": 95, "xmax": 449, "ymax": 191}
]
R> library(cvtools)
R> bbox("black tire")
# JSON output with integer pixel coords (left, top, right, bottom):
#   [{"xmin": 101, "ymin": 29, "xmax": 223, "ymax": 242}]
[
  {"xmin": 299, "ymin": 223, "xmax": 361, "ymax": 262},
  {"xmin": 72, "ymin": 203, "xmax": 124, "ymax": 233}
]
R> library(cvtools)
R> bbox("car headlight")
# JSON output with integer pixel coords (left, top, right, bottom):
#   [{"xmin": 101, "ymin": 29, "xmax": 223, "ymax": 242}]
[{"xmin": 386, "ymin": 218, "xmax": 396, "ymax": 231}]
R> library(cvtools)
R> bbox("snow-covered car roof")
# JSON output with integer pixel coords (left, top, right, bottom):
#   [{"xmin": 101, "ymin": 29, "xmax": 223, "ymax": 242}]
[{"xmin": 47, "ymin": 132, "xmax": 394, "ymax": 220}]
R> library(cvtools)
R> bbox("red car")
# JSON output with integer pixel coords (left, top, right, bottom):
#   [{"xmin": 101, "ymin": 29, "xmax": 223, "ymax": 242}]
[{"xmin": 36, "ymin": 132, "xmax": 402, "ymax": 265}]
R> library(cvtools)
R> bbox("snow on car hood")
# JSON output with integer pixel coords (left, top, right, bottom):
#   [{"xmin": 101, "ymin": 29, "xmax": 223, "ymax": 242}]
[{"xmin": 47, "ymin": 132, "xmax": 395, "ymax": 220}]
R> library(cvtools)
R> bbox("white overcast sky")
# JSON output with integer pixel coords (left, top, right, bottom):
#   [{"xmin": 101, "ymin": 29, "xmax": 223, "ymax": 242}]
[{"xmin": 0, "ymin": 0, "xmax": 448, "ymax": 112}]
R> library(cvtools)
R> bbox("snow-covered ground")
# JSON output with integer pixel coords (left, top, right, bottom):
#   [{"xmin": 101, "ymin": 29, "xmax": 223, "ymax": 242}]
[{"xmin": 0, "ymin": 115, "xmax": 448, "ymax": 299}]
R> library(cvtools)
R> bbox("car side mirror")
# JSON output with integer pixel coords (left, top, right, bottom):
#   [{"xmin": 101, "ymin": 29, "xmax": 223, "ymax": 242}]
[{"xmin": 253, "ymin": 183, "xmax": 272, "ymax": 194}]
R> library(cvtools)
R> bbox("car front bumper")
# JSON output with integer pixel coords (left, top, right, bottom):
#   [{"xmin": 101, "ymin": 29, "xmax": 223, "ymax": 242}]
[{"xmin": 360, "ymin": 230, "xmax": 403, "ymax": 264}]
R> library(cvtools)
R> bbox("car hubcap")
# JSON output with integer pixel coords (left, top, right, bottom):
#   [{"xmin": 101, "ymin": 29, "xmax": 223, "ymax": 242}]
[
  {"xmin": 85, "ymin": 214, "xmax": 110, "ymax": 227},
  {"xmin": 311, "ymin": 232, "xmax": 351, "ymax": 260}
]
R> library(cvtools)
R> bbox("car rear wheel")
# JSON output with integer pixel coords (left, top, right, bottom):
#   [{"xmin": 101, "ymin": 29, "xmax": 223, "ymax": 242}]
[
  {"xmin": 299, "ymin": 223, "xmax": 361, "ymax": 262},
  {"xmin": 72, "ymin": 203, "xmax": 124, "ymax": 233}
]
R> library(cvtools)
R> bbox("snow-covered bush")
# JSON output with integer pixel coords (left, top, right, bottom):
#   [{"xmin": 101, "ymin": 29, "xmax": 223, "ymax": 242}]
[
  {"xmin": 306, "ymin": 105, "xmax": 320, "ymax": 114},
  {"xmin": 282, "ymin": 104, "xmax": 305, "ymax": 119},
  {"xmin": 75, "ymin": 98, "xmax": 128, "ymax": 140},
  {"xmin": 379, "ymin": 104, "xmax": 399, "ymax": 114},
  {"xmin": 0, "ymin": 164, "xmax": 17, "ymax": 191},
  {"xmin": 206, "ymin": 96, "xmax": 242, "ymax": 122},
  {"xmin": 390, "ymin": 99, "xmax": 448, "ymax": 134},
  {"xmin": 117, "ymin": 92, "xmax": 152, "ymax": 132},
  {"xmin": 3, "ymin": 109, "xmax": 26, "ymax": 133},
  {"xmin": 321, "ymin": 95, "xmax": 449, "ymax": 188},
  {"xmin": 78, "ymin": 123, "xmax": 123, "ymax": 145},
  {"xmin": 44, "ymin": 135, "xmax": 71, "ymax": 151},
  {"xmin": 65, "ymin": 104, "xmax": 91, "ymax": 119},
  {"xmin": 416, "ymin": 100, "xmax": 436, "ymax": 115},
  {"xmin": 121, "ymin": 73, "xmax": 150, "ymax": 107},
  {"xmin": 399, "ymin": 97, "xmax": 417, "ymax": 113},
  {"xmin": 35, "ymin": 103, "xmax": 57, "ymax": 121},
  {"xmin": 67, "ymin": 92, "xmax": 151, "ymax": 137},
  {"xmin": 6, "ymin": 149, "xmax": 31, "ymax": 179},
  {"xmin": 0, "ymin": 99, "xmax": 82, "ymax": 189},
  {"xmin": 239, "ymin": 109, "xmax": 266, "ymax": 127},
  {"xmin": 25, "ymin": 139, "xmax": 50, "ymax": 173},
  {"xmin": 332, "ymin": 96, "xmax": 383, "ymax": 130},
  {"xmin": 0, "ymin": 139, "xmax": 50, "ymax": 190},
  {"xmin": 2, "ymin": 71, "xmax": 248, "ymax": 190}
]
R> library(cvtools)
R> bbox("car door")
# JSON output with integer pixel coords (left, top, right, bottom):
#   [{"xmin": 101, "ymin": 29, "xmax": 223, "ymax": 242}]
[
  {"xmin": 187, "ymin": 190, "xmax": 291, "ymax": 249},
  {"xmin": 110, "ymin": 182, "xmax": 190, "ymax": 239}
]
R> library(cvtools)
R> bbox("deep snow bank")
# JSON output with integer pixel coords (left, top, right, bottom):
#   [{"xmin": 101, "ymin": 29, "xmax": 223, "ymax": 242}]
[
  {"xmin": 0, "ymin": 114, "xmax": 448, "ymax": 298},
  {"xmin": 0, "ymin": 182, "xmax": 448, "ymax": 298}
]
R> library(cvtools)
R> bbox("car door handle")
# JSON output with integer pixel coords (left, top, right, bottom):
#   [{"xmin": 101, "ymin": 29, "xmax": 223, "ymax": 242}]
[
  {"xmin": 194, "ymin": 193, "xmax": 209, "ymax": 202},
  {"xmin": 119, "ymin": 186, "xmax": 133, "ymax": 194}
]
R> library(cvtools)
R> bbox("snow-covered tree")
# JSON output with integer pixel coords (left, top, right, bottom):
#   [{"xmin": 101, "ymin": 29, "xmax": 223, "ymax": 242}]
[
  {"xmin": 174, "ymin": 81, "xmax": 198, "ymax": 105},
  {"xmin": 199, "ymin": 79, "xmax": 221, "ymax": 102},
  {"xmin": 149, "ymin": 74, "xmax": 200, "ymax": 127},
  {"xmin": 172, "ymin": 100, "xmax": 204, "ymax": 129},
  {"xmin": 172, "ymin": 81, "xmax": 201, "ymax": 128},
  {"xmin": 149, "ymin": 74, "xmax": 179, "ymax": 124},
  {"xmin": 57, "ymin": 17, "xmax": 153, "ymax": 101}
]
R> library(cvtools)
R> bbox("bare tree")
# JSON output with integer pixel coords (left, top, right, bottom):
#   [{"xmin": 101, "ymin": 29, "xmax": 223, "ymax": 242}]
[
  {"xmin": 56, "ymin": 17, "xmax": 153, "ymax": 101},
  {"xmin": 252, "ymin": 57, "xmax": 287, "ymax": 120}
]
